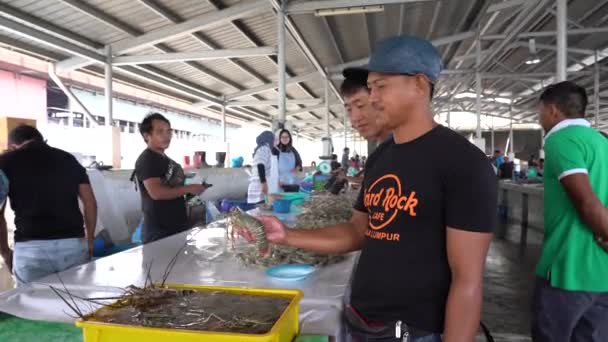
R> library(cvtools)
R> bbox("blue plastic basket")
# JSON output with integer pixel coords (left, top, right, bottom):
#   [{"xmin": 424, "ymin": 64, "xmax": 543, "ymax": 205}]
[
  {"xmin": 220, "ymin": 198, "xmax": 255, "ymax": 213},
  {"xmin": 273, "ymin": 199, "xmax": 292, "ymax": 214}
]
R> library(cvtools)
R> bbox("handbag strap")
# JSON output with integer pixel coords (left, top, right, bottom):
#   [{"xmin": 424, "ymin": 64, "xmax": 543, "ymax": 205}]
[{"xmin": 480, "ymin": 321, "xmax": 494, "ymax": 342}]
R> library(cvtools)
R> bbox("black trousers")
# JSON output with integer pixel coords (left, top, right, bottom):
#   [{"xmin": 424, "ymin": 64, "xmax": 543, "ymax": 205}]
[{"xmin": 531, "ymin": 277, "xmax": 608, "ymax": 342}]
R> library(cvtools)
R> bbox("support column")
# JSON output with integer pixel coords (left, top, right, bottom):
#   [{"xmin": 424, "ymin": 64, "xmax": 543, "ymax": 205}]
[
  {"xmin": 68, "ymin": 97, "xmax": 74, "ymax": 127},
  {"xmin": 540, "ymin": 129, "xmax": 545, "ymax": 159},
  {"xmin": 475, "ymin": 37, "xmax": 482, "ymax": 139},
  {"xmin": 595, "ymin": 51, "xmax": 600, "ymax": 128},
  {"xmin": 447, "ymin": 108, "xmax": 451, "ymax": 129},
  {"xmin": 277, "ymin": 4, "xmax": 287, "ymax": 125},
  {"xmin": 556, "ymin": 0, "xmax": 567, "ymax": 81},
  {"xmin": 221, "ymin": 100, "xmax": 227, "ymax": 143},
  {"xmin": 343, "ymin": 113, "xmax": 347, "ymax": 150},
  {"xmin": 105, "ymin": 46, "xmax": 113, "ymax": 126},
  {"xmin": 509, "ymin": 99, "xmax": 514, "ymax": 156},
  {"xmin": 491, "ymin": 116, "xmax": 495, "ymax": 153},
  {"xmin": 105, "ymin": 46, "xmax": 120, "ymax": 169},
  {"xmin": 325, "ymin": 78, "xmax": 330, "ymax": 138}
]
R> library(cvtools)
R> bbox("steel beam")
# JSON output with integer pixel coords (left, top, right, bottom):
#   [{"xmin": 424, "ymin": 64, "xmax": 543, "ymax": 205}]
[
  {"xmin": 0, "ymin": 16, "xmax": 104, "ymax": 63},
  {"xmin": 287, "ymin": 103, "xmax": 340, "ymax": 116},
  {"xmin": 487, "ymin": 0, "xmax": 527, "ymax": 13},
  {"xmin": 205, "ymin": 0, "xmax": 324, "ymax": 122},
  {"xmin": 270, "ymin": 0, "xmax": 344, "ymax": 107},
  {"xmin": 222, "ymin": 72, "xmax": 318, "ymax": 101},
  {"xmin": 481, "ymin": 71, "xmax": 591, "ymax": 79},
  {"xmin": 478, "ymin": 0, "xmax": 551, "ymax": 71},
  {"xmin": 327, "ymin": 31, "xmax": 476, "ymax": 72},
  {"xmin": 0, "ymin": 3, "xmax": 101, "ymax": 49},
  {"xmin": 0, "ymin": 10, "xmax": 270, "ymax": 123},
  {"xmin": 48, "ymin": 64, "xmax": 99, "ymax": 127},
  {"xmin": 511, "ymin": 41, "xmax": 593, "ymax": 55},
  {"xmin": 111, "ymin": 47, "xmax": 277, "ymax": 65},
  {"xmin": 322, "ymin": 17, "xmax": 345, "ymax": 64},
  {"xmin": 227, "ymin": 99, "xmax": 323, "ymax": 107},
  {"xmin": 482, "ymin": 27, "xmax": 608, "ymax": 41},
  {"xmin": 427, "ymin": 0, "xmax": 443, "ymax": 39},
  {"xmin": 286, "ymin": 0, "xmax": 433, "ymax": 14},
  {"xmin": 56, "ymin": 0, "xmax": 267, "ymax": 71}
]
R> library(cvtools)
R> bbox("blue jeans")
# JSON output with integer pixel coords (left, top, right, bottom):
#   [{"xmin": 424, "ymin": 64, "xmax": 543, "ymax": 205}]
[
  {"xmin": 13, "ymin": 238, "xmax": 88, "ymax": 286},
  {"xmin": 531, "ymin": 277, "xmax": 608, "ymax": 342}
]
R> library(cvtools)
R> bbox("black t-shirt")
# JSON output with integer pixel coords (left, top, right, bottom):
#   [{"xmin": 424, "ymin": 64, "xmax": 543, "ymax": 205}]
[
  {"xmin": 0, "ymin": 142, "xmax": 89, "ymax": 242},
  {"xmin": 134, "ymin": 149, "xmax": 188, "ymax": 243},
  {"xmin": 363, "ymin": 136, "xmax": 393, "ymax": 171},
  {"xmin": 351, "ymin": 125, "xmax": 497, "ymax": 333}
]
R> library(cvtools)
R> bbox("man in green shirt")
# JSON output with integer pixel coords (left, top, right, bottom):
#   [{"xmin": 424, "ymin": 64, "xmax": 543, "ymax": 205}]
[{"xmin": 533, "ymin": 81, "xmax": 608, "ymax": 342}]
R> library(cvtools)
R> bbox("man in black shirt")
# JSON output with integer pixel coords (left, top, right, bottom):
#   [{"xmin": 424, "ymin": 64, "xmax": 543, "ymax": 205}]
[
  {"xmin": 134, "ymin": 113, "xmax": 207, "ymax": 244},
  {"xmin": 340, "ymin": 72, "xmax": 392, "ymax": 183},
  {"xmin": 498, "ymin": 156, "xmax": 515, "ymax": 179},
  {"xmin": 0, "ymin": 125, "xmax": 97, "ymax": 285},
  {"xmin": 251, "ymin": 35, "xmax": 496, "ymax": 341}
]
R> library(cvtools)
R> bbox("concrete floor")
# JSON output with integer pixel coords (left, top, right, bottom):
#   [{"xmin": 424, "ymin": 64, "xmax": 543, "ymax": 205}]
[
  {"xmin": 481, "ymin": 225, "xmax": 543, "ymax": 342},
  {"xmin": 0, "ymin": 221, "xmax": 541, "ymax": 342}
]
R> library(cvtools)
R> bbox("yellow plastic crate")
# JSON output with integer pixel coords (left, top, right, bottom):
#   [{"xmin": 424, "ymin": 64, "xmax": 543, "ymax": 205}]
[{"xmin": 75, "ymin": 284, "xmax": 303, "ymax": 342}]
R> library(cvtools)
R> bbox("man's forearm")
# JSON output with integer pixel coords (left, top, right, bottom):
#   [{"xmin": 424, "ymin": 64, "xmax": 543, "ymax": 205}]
[
  {"xmin": 84, "ymin": 204, "xmax": 97, "ymax": 240},
  {"xmin": 283, "ymin": 222, "xmax": 364, "ymax": 254},
  {"xmin": 443, "ymin": 279, "xmax": 483, "ymax": 342},
  {"xmin": 576, "ymin": 202, "xmax": 608, "ymax": 239},
  {"xmin": 149, "ymin": 185, "xmax": 189, "ymax": 200}
]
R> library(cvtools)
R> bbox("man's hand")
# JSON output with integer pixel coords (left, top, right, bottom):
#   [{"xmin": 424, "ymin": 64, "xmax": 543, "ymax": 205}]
[
  {"xmin": 1, "ymin": 248, "xmax": 12, "ymax": 273},
  {"xmin": 233, "ymin": 216, "xmax": 287, "ymax": 245},
  {"xmin": 256, "ymin": 216, "xmax": 288, "ymax": 244},
  {"xmin": 186, "ymin": 184, "xmax": 206, "ymax": 195},
  {"xmin": 597, "ymin": 236, "xmax": 608, "ymax": 252}
]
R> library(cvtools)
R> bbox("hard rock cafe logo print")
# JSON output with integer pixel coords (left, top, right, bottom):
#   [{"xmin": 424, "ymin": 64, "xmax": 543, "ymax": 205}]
[{"xmin": 363, "ymin": 174, "xmax": 418, "ymax": 241}]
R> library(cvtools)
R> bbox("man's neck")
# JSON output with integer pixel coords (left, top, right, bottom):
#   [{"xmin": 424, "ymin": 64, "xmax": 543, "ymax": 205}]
[
  {"xmin": 392, "ymin": 110, "xmax": 436, "ymax": 144},
  {"xmin": 375, "ymin": 129, "xmax": 392, "ymax": 144},
  {"xmin": 147, "ymin": 145, "xmax": 165, "ymax": 154}
]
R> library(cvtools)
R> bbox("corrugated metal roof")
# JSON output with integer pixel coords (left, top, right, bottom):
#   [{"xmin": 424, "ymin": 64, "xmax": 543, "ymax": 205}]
[{"xmin": 1, "ymin": 0, "xmax": 608, "ymax": 132}]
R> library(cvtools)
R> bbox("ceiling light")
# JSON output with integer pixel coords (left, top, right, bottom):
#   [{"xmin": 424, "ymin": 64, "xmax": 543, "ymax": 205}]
[
  {"xmin": 314, "ymin": 5, "xmax": 384, "ymax": 17},
  {"xmin": 525, "ymin": 58, "xmax": 541, "ymax": 65}
]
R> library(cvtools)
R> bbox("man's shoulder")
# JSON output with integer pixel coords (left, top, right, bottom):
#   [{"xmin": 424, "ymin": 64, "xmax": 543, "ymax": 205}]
[
  {"xmin": 366, "ymin": 136, "xmax": 393, "ymax": 164},
  {"xmin": 546, "ymin": 126, "xmax": 598, "ymax": 151},
  {"xmin": 434, "ymin": 126, "xmax": 494, "ymax": 178},
  {"xmin": 135, "ymin": 149, "xmax": 167, "ymax": 170},
  {"xmin": 0, "ymin": 149, "xmax": 17, "ymax": 166},
  {"xmin": 136, "ymin": 149, "xmax": 160, "ymax": 162}
]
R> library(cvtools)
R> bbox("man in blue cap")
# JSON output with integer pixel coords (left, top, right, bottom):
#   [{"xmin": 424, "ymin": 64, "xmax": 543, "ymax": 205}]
[{"xmin": 248, "ymin": 35, "xmax": 496, "ymax": 341}]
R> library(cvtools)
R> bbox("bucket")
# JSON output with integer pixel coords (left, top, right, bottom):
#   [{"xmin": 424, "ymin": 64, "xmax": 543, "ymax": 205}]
[{"xmin": 272, "ymin": 199, "xmax": 292, "ymax": 214}]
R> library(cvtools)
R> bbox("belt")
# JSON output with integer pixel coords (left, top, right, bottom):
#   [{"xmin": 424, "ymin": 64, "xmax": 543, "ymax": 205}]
[{"xmin": 344, "ymin": 305, "xmax": 434, "ymax": 338}]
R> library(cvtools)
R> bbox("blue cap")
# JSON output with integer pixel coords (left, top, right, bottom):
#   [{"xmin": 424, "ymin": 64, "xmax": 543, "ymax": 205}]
[{"xmin": 343, "ymin": 35, "xmax": 443, "ymax": 83}]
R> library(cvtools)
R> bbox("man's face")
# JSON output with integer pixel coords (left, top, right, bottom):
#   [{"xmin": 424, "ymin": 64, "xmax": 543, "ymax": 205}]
[
  {"xmin": 344, "ymin": 89, "xmax": 384, "ymax": 140},
  {"xmin": 368, "ymin": 73, "xmax": 423, "ymax": 130},
  {"xmin": 144, "ymin": 119, "xmax": 172, "ymax": 150},
  {"xmin": 538, "ymin": 101, "xmax": 562, "ymax": 132}
]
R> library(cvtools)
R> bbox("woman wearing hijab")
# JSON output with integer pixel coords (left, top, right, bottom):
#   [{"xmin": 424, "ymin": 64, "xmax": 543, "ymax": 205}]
[
  {"xmin": 247, "ymin": 131, "xmax": 275, "ymax": 204},
  {"xmin": 275, "ymin": 129, "xmax": 303, "ymax": 183}
]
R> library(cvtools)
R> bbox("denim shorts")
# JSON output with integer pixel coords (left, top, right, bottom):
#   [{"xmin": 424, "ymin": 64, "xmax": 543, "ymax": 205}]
[{"xmin": 13, "ymin": 238, "xmax": 88, "ymax": 286}]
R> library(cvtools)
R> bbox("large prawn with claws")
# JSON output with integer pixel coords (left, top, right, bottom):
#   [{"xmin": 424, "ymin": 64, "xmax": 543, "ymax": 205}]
[{"xmin": 227, "ymin": 207, "xmax": 270, "ymax": 256}]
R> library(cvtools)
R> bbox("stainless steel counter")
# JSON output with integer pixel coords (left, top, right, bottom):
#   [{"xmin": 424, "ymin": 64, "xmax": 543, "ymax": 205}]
[{"xmin": 498, "ymin": 180, "xmax": 544, "ymax": 256}]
